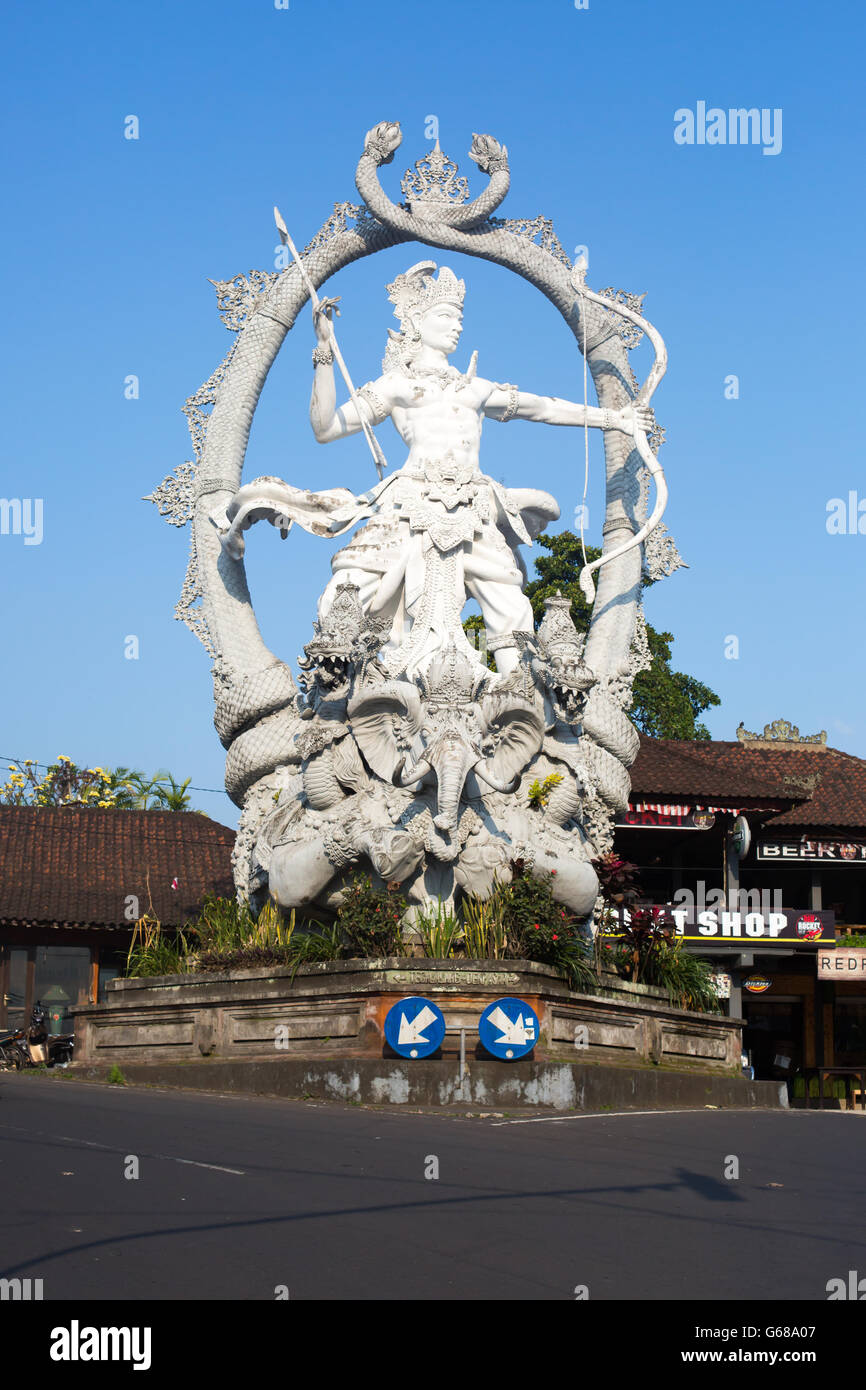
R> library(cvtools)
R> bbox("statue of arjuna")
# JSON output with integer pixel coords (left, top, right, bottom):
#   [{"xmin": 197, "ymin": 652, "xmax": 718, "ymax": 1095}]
[{"xmin": 214, "ymin": 260, "xmax": 651, "ymax": 678}]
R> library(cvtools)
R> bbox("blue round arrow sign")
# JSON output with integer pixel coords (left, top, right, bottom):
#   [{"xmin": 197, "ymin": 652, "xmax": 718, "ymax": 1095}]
[
  {"xmin": 384, "ymin": 997, "xmax": 446, "ymax": 1059},
  {"xmin": 478, "ymin": 997, "xmax": 539, "ymax": 1061}
]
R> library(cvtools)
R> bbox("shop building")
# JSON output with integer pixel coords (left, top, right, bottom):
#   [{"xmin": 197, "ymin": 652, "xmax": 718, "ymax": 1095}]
[
  {"xmin": 617, "ymin": 719, "xmax": 866, "ymax": 1082},
  {"xmin": 0, "ymin": 807, "xmax": 235, "ymax": 1035}
]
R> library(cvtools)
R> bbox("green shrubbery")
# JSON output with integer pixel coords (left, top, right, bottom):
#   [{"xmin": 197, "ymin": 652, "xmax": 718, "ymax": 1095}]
[
  {"xmin": 123, "ymin": 857, "xmax": 719, "ymax": 1014},
  {"xmin": 122, "ymin": 865, "xmax": 595, "ymax": 990},
  {"xmin": 600, "ymin": 939, "xmax": 720, "ymax": 1014},
  {"xmin": 479, "ymin": 865, "xmax": 596, "ymax": 991},
  {"xmin": 336, "ymin": 876, "xmax": 407, "ymax": 957},
  {"xmin": 125, "ymin": 894, "xmax": 340, "ymax": 977},
  {"xmin": 414, "ymin": 900, "xmax": 463, "ymax": 958}
]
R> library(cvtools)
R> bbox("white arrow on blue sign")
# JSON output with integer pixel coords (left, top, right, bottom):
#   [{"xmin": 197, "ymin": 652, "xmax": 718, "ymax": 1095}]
[
  {"xmin": 478, "ymin": 997, "xmax": 539, "ymax": 1061},
  {"xmin": 384, "ymin": 997, "xmax": 446, "ymax": 1059}
]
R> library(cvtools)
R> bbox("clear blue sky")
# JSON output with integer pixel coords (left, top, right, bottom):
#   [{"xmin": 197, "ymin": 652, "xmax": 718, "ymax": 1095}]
[{"xmin": 2, "ymin": 0, "xmax": 864, "ymax": 827}]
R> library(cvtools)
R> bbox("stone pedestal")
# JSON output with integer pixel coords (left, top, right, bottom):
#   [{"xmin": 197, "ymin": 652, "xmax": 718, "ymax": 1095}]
[{"xmin": 73, "ymin": 958, "xmax": 743, "ymax": 1073}]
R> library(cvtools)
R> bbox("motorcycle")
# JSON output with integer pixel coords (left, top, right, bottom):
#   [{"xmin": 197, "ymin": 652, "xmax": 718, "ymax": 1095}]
[
  {"xmin": 26, "ymin": 1002, "xmax": 49, "ymax": 1065},
  {"xmin": 0, "ymin": 1002, "xmax": 74, "ymax": 1069},
  {"xmin": 49, "ymin": 1032, "xmax": 74, "ymax": 1066},
  {"xmin": 0, "ymin": 1030, "xmax": 23, "ymax": 1070}
]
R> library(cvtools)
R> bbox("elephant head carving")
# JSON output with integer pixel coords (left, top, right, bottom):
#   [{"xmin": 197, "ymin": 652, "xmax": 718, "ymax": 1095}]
[{"xmin": 348, "ymin": 647, "xmax": 544, "ymax": 842}]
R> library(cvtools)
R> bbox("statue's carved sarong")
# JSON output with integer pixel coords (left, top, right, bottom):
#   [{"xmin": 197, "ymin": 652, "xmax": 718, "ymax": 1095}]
[{"xmin": 218, "ymin": 459, "xmax": 558, "ymax": 678}]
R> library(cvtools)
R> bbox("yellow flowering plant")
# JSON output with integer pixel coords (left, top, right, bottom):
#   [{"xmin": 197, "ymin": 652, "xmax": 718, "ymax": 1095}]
[{"xmin": 0, "ymin": 758, "xmax": 192, "ymax": 810}]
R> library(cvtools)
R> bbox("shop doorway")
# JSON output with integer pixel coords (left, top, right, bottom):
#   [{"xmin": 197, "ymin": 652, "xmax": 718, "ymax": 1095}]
[
  {"xmin": 742, "ymin": 999, "xmax": 804, "ymax": 1081},
  {"xmin": 34, "ymin": 946, "xmax": 91, "ymax": 1034},
  {"xmin": 1, "ymin": 944, "xmax": 93, "ymax": 1035},
  {"xmin": 835, "ymin": 999, "xmax": 866, "ymax": 1067}
]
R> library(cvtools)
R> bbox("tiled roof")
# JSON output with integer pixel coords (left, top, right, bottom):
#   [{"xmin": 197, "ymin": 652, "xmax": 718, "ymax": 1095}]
[
  {"xmin": 0, "ymin": 807, "xmax": 236, "ymax": 929},
  {"xmin": 630, "ymin": 737, "xmax": 866, "ymax": 830}
]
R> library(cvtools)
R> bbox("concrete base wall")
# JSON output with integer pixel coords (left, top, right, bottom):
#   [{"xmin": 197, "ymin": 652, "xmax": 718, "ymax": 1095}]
[
  {"xmin": 73, "ymin": 1055, "xmax": 786, "ymax": 1112},
  {"xmin": 73, "ymin": 958, "xmax": 744, "ymax": 1080}
]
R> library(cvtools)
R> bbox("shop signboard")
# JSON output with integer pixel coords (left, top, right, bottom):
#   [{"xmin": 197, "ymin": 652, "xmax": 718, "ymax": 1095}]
[
  {"xmin": 601, "ymin": 906, "xmax": 836, "ymax": 946},
  {"xmin": 617, "ymin": 808, "xmax": 716, "ymax": 829},
  {"xmin": 817, "ymin": 948, "xmax": 866, "ymax": 979},
  {"xmin": 743, "ymin": 976, "xmax": 772, "ymax": 994},
  {"xmin": 758, "ymin": 838, "xmax": 866, "ymax": 863}
]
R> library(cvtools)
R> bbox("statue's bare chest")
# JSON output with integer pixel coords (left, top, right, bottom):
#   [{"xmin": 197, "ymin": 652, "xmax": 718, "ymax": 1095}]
[{"xmin": 392, "ymin": 380, "xmax": 483, "ymax": 446}]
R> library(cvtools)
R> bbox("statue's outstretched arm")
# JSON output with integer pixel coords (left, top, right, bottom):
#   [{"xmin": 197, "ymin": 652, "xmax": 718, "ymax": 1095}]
[{"xmin": 483, "ymin": 385, "xmax": 652, "ymax": 436}]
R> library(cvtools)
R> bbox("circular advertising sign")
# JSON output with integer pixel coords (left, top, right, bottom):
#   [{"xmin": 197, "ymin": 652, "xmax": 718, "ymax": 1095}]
[
  {"xmin": 795, "ymin": 913, "xmax": 823, "ymax": 941},
  {"xmin": 743, "ymin": 975, "xmax": 771, "ymax": 994}
]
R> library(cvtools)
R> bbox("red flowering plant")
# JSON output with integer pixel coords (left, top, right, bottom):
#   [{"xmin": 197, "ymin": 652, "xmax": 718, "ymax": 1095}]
[
  {"xmin": 500, "ymin": 861, "xmax": 596, "ymax": 991},
  {"xmin": 335, "ymin": 874, "xmax": 407, "ymax": 957}
]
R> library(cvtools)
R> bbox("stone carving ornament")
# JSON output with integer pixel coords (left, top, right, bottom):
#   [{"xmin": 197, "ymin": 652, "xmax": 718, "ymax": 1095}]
[
  {"xmin": 736, "ymin": 719, "xmax": 828, "ymax": 746},
  {"xmin": 148, "ymin": 123, "xmax": 680, "ymax": 919}
]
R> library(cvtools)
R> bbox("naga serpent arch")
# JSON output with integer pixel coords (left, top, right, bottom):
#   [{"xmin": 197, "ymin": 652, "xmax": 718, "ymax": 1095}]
[{"xmin": 150, "ymin": 120, "xmax": 682, "ymax": 843}]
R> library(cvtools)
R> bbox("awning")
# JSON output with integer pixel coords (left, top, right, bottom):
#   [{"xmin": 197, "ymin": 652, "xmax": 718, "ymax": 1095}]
[{"xmin": 628, "ymin": 802, "xmax": 742, "ymax": 816}]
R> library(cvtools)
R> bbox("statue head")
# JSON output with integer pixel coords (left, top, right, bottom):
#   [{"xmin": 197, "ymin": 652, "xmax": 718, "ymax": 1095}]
[
  {"xmin": 383, "ymin": 260, "xmax": 465, "ymax": 369},
  {"xmin": 416, "ymin": 299, "xmax": 463, "ymax": 356}
]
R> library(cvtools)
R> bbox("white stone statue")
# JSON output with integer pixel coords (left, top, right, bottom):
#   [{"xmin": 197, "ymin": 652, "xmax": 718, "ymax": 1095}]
[
  {"xmin": 214, "ymin": 261, "xmax": 652, "ymax": 680},
  {"xmin": 147, "ymin": 123, "xmax": 682, "ymax": 926}
]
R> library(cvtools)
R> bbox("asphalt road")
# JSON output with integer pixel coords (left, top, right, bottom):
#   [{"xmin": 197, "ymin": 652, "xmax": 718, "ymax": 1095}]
[{"xmin": 0, "ymin": 1074, "xmax": 863, "ymax": 1300}]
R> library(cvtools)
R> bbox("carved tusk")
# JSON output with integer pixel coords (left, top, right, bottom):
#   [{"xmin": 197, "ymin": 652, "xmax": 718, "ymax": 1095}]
[
  {"xmin": 396, "ymin": 758, "xmax": 432, "ymax": 788},
  {"xmin": 473, "ymin": 762, "xmax": 519, "ymax": 794}
]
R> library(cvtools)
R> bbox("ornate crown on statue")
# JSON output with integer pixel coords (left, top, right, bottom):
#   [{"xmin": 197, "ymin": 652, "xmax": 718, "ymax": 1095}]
[{"xmin": 385, "ymin": 260, "xmax": 466, "ymax": 334}]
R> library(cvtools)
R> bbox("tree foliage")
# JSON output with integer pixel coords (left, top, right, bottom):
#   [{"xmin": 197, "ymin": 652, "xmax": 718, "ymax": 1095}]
[
  {"xmin": 462, "ymin": 613, "xmax": 496, "ymax": 671},
  {"xmin": 0, "ymin": 757, "xmax": 194, "ymax": 810}
]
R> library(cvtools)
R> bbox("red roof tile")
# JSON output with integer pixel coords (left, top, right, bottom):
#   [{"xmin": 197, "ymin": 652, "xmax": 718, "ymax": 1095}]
[
  {"xmin": 0, "ymin": 807, "xmax": 236, "ymax": 929},
  {"xmin": 630, "ymin": 737, "xmax": 866, "ymax": 830}
]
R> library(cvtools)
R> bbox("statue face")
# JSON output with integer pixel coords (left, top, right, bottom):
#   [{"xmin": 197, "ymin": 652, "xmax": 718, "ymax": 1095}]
[{"xmin": 417, "ymin": 301, "xmax": 463, "ymax": 355}]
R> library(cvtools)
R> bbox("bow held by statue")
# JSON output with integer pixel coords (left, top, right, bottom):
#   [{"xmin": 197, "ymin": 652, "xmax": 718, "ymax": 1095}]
[{"xmin": 570, "ymin": 264, "xmax": 669, "ymax": 603}]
